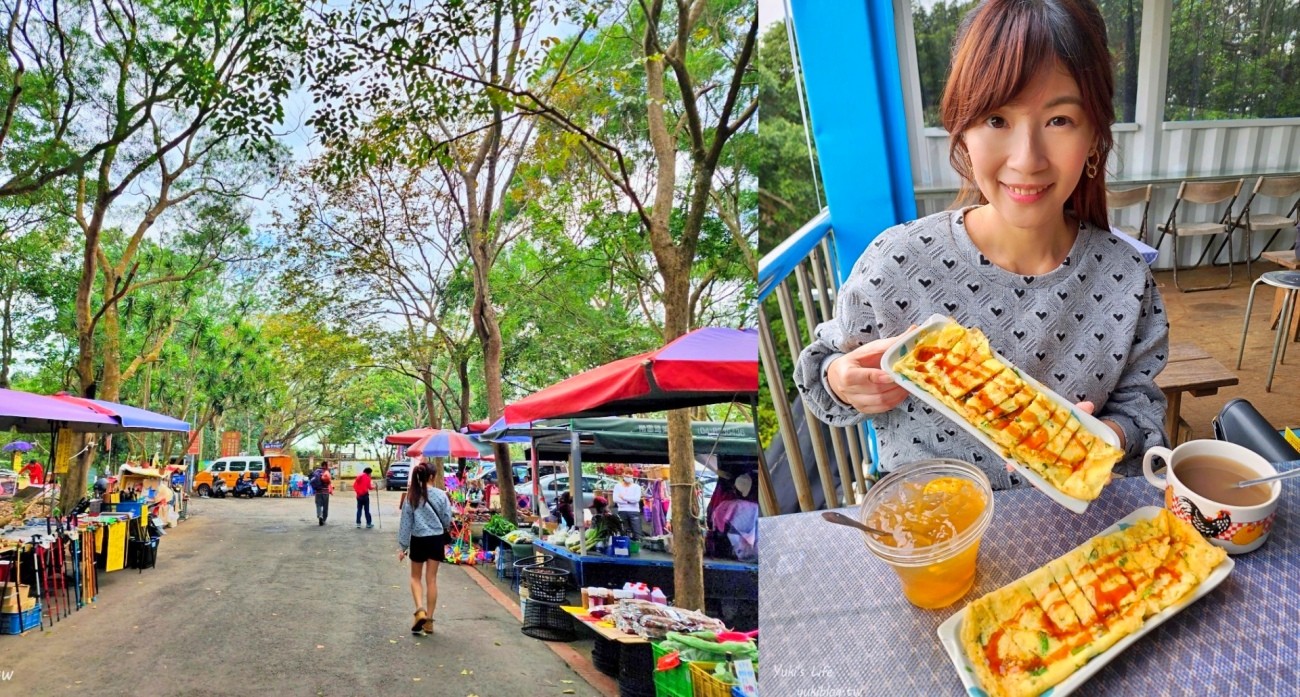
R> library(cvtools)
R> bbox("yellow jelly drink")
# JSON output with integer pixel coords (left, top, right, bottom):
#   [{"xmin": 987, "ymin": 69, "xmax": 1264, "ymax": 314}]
[{"xmin": 860, "ymin": 459, "xmax": 993, "ymax": 609}]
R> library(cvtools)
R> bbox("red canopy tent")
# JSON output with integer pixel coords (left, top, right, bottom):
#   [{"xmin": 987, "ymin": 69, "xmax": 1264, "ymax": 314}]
[
  {"xmin": 385, "ymin": 427, "xmax": 436, "ymax": 446},
  {"xmin": 502, "ymin": 327, "xmax": 757, "ymax": 423}
]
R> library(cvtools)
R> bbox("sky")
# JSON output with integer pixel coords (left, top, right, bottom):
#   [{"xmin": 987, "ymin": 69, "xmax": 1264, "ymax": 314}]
[{"xmin": 758, "ymin": 0, "xmax": 786, "ymax": 29}]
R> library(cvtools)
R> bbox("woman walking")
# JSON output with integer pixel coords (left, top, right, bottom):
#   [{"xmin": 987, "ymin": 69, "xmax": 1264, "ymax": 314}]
[{"xmin": 397, "ymin": 463, "xmax": 454, "ymax": 636}]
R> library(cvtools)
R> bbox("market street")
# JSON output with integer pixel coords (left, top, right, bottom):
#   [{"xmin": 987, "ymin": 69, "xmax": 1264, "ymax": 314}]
[{"xmin": 0, "ymin": 493, "xmax": 607, "ymax": 697}]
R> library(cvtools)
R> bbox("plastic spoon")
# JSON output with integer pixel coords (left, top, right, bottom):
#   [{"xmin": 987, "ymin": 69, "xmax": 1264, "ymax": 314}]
[
  {"xmin": 821, "ymin": 510, "xmax": 893, "ymax": 539},
  {"xmin": 1233, "ymin": 467, "xmax": 1300, "ymax": 488}
]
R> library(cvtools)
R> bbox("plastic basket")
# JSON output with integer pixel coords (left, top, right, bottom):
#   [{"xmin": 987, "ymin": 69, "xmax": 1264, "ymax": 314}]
[
  {"xmin": 0, "ymin": 603, "xmax": 41, "ymax": 635},
  {"xmin": 652, "ymin": 641, "xmax": 694, "ymax": 697},
  {"xmin": 523, "ymin": 566, "xmax": 569, "ymax": 603},
  {"xmin": 512, "ymin": 553, "xmax": 553, "ymax": 595},
  {"xmin": 688, "ymin": 662, "xmax": 757, "ymax": 697},
  {"xmin": 520, "ymin": 598, "xmax": 575, "ymax": 642}
]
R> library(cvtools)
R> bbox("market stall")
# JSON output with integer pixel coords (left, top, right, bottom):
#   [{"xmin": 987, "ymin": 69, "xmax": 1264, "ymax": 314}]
[
  {"xmin": 0, "ymin": 388, "xmax": 187, "ymax": 635},
  {"xmin": 559, "ymin": 599, "xmax": 759, "ymax": 697}
]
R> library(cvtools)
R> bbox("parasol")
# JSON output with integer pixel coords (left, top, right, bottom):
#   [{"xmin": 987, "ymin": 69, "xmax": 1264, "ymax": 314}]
[{"xmin": 406, "ymin": 429, "xmax": 489, "ymax": 459}]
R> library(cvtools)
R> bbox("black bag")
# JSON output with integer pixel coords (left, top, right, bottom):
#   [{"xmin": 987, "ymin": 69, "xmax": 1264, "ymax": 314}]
[
  {"xmin": 310, "ymin": 469, "xmax": 325, "ymax": 491},
  {"xmin": 1212, "ymin": 398, "xmax": 1300, "ymax": 462}
]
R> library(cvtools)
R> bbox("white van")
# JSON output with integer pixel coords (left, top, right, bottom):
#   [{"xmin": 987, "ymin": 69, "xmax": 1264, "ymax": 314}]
[{"xmin": 194, "ymin": 455, "xmax": 290, "ymax": 496}]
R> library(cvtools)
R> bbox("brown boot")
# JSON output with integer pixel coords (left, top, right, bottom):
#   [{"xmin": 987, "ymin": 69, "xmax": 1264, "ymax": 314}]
[
  {"xmin": 422, "ymin": 617, "xmax": 434, "ymax": 635},
  {"xmin": 411, "ymin": 609, "xmax": 428, "ymax": 635}
]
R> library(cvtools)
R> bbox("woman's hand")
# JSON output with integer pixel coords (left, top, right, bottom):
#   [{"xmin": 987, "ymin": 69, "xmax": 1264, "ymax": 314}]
[
  {"xmin": 397, "ymin": 549, "xmax": 407, "ymax": 562},
  {"xmin": 1075, "ymin": 401, "xmax": 1126, "ymax": 450},
  {"xmin": 826, "ymin": 335, "xmax": 910, "ymax": 415}
]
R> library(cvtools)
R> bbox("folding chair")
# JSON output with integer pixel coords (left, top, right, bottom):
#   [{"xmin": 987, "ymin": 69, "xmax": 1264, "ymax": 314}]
[
  {"xmin": 1227, "ymin": 175, "xmax": 1300, "ymax": 272},
  {"xmin": 1153, "ymin": 178, "xmax": 1245, "ymax": 292},
  {"xmin": 1106, "ymin": 184, "xmax": 1153, "ymax": 243}
]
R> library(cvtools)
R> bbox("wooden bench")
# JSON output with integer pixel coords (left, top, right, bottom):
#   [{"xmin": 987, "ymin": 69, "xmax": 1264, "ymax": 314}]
[
  {"xmin": 1261, "ymin": 249, "xmax": 1300, "ymax": 341},
  {"xmin": 1155, "ymin": 342, "xmax": 1239, "ymax": 445}
]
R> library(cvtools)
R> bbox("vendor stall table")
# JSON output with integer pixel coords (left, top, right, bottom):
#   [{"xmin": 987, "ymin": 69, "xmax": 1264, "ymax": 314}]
[
  {"xmin": 535, "ymin": 538, "xmax": 758, "ymax": 631},
  {"xmin": 561, "ymin": 606, "xmax": 654, "ymax": 697},
  {"xmin": 759, "ymin": 461, "xmax": 1300, "ymax": 696}
]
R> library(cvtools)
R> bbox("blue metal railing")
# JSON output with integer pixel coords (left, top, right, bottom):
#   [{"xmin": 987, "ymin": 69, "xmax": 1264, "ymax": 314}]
[{"xmin": 760, "ymin": 210, "xmax": 875, "ymax": 513}]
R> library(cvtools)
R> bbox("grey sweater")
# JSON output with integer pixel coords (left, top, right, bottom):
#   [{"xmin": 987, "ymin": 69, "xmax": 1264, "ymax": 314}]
[
  {"xmin": 793, "ymin": 209, "xmax": 1169, "ymax": 490},
  {"xmin": 397, "ymin": 487, "xmax": 455, "ymax": 551}
]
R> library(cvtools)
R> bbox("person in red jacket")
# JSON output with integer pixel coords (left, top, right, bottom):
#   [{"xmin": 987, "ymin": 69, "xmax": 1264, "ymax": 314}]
[
  {"xmin": 355, "ymin": 467, "xmax": 374, "ymax": 529},
  {"xmin": 19, "ymin": 460, "xmax": 44, "ymax": 485}
]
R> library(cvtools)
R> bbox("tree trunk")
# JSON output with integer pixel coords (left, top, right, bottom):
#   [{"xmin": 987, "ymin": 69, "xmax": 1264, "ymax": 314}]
[
  {"xmin": 470, "ymin": 246, "xmax": 517, "ymax": 522},
  {"xmin": 64, "ymin": 203, "xmax": 109, "ymax": 514},
  {"xmin": 0, "ymin": 272, "xmax": 13, "ymax": 388},
  {"xmin": 420, "ymin": 365, "xmax": 437, "ymax": 427},
  {"xmin": 663, "ymin": 260, "xmax": 704, "ymax": 612}
]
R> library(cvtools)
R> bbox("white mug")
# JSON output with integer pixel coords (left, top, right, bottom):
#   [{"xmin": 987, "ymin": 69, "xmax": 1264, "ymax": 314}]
[{"xmin": 1143, "ymin": 439, "xmax": 1280, "ymax": 554}]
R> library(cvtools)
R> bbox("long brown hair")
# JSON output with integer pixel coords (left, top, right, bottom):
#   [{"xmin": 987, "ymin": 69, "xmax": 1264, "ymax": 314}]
[
  {"xmin": 941, "ymin": 0, "xmax": 1115, "ymax": 230},
  {"xmin": 408, "ymin": 464, "xmax": 432, "ymax": 509}
]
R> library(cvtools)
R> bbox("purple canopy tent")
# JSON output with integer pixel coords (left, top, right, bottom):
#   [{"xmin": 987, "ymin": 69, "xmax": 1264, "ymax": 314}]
[
  {"xmin": 50, "ymin": 393, "xmax": 190, "ymax": 433},
  {"xmin": 0, "ymin": 388, "xmax": 118, "ymax": 433}
]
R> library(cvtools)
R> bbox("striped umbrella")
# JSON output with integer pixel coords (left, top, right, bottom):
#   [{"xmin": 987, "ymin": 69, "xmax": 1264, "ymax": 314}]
[{"xmin": 406, "ymin": 429, "xmax": 486, "ymax": 459}]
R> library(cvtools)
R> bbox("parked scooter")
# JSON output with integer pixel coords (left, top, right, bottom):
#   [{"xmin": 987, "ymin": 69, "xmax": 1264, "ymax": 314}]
[
  {"xmin": 232, "ymin": 473, "xmax": 258, "ymax": 499},
  {"xmin": 210, "ymin": 477, "xmax": 228, "ymax": 498}
]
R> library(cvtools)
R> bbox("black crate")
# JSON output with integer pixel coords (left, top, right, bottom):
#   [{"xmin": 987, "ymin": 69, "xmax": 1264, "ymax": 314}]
[
  {"xmin": 617, "ymin": 641, "xmax": 655, "ymax": 697},
  {"xmin": 520, "ymin": 598, "xmax": 575, "ymax": 642},
  {"xmin": 592, "ymin": 635, "xmax": 620, "ymax": 677}
]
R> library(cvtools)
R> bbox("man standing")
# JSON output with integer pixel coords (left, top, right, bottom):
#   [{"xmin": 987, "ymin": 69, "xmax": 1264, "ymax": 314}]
[
  {"xmin": 355, "ymin": 467, "xmax": 374, "ymax": 529},
  {"xmin": 611, "ymin": 473, "xmax": 643, "ymax": 540},
  {"xmin": 311, "ymin": 462, "xmax": 333, "ymax": 526}
]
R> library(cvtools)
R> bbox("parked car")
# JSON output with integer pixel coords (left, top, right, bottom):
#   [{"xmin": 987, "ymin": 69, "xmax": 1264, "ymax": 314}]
[
  {"xmin": 385, "ymin": 463, "xmax": 411, "ymax": 491},
  {"xmin": 522, "ymin": 473, "xmax": 617, "ymax": 510},
  {"xmin": 472, "ymin": 462, "xmax": 529, "ymax": 486}
]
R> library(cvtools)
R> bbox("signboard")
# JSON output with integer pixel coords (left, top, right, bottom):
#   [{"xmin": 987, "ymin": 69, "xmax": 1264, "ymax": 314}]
[
  {"xmin": 262, "ymin": 441, "xmax": 284, "ymax": 456},
  {"xmin": 186, "ymin": 428, "xmax": 203, "ymax": 456},
  {"xmin": 220, "ymin": 431, "xmax": 241, "ymax": 458},
  {"xmin": 53, "ymin": 428, "xmax": 73, "ymax": 474},
  {"xmin": 170, "ymin": 472, "xmax": 186, "ymax": 487}
]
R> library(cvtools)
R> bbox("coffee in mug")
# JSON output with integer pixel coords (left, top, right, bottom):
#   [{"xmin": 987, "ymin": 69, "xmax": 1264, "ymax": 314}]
[
  {"xmin": 1143, "ymin": 439, "xmax": 1280, "ymax": 554},
  {"xmin": 1173, "ymin": 455, "xmax": 1272, "ymax": 507}
]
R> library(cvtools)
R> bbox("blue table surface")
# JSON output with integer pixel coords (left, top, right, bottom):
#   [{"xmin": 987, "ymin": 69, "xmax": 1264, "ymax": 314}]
[
  {"xmin": 759, "ymin": 462, "xmax": 1299, "ymax": 696},
  {"xmin": 533, "ymin": 538, "xmax": 756, "ymax": 571}
]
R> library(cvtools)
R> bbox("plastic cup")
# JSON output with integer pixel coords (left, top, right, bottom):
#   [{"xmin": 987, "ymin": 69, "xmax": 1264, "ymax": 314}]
[{"xmin": 859, "ymin": 459, "xmax": 994, "ymax": 609}]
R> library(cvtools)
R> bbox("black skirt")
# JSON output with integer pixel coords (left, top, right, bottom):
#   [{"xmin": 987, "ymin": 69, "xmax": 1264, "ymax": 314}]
[{"xmin": 409, "ymin": 532, "xmax": 450, "ymax": 563}]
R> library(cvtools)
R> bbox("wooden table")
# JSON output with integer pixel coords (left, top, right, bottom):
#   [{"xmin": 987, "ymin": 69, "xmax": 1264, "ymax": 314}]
[
  {"xmin": 1155, "ymin": 341, "xmax": 1239, "ymax": 444},
  {"xmin": 1262, "ymin": 249, "xmax": 1300, "ymax": 341},
  {"xmin": 560, "ymin": 605, "xmax": 648, "ymax": 643}
]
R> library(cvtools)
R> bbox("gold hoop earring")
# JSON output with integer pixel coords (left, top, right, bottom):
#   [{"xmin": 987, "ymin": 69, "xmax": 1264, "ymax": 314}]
[{"xmin": 1086, "ymin": 150, "xmax": 1100, "ymax": 179}]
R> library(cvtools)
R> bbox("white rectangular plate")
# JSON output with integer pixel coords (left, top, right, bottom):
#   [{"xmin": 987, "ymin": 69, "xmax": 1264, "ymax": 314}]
[
  {"xmin": 936, "ymin": 506, "xmax": 1235, "ymax": 697},
  {"xmin": 881, "ymin": 314, "xmax": 1122, "ymax": 513}
]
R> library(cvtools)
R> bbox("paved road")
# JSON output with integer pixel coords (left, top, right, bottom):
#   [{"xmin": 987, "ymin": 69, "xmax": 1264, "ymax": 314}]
[{"xmin": 1, "ymin": 493, "xmax": 604, "ymax": 697}]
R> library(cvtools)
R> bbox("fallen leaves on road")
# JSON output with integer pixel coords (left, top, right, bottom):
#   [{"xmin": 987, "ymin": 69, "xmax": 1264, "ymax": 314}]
[
  {"xmin": 562, "ymin": 680, "xmax": 574, "ymax": 684},
  {"xmin": 316, "ymin": 645, "xmax": 324, "ymax": 649},
  {"xmin": 413, "ymin": 678, "xmax": 421, "ymax": 682},
  {"xmin": 460, "ymin": 669, "xmax": 473, "ymax": 676},
  {"xmin": 389, "ymin": 640, "xmax": 397, "ymax": 644}
]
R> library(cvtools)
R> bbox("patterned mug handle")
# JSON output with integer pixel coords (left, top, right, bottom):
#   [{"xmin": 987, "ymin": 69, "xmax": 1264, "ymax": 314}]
[{"xmin": 1143, "ymin": 446, "xmax": 1173, "ymax": 489}]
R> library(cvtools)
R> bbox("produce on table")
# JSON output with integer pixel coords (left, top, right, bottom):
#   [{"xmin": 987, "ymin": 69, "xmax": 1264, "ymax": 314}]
[
  {"xmin": 660, "ymin": 631, "xmax": 758, "ymax": 663},
  {"xmin": 605, "ymin": 599, "xmax": 726, "ymax": 639},
  {"xmin": 484, "ymin": 514, "xmax": 516, "ymax": 537},
  {"xmin": 503, "ymin": 529, "xmax": 533, "ymax": 544}
]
